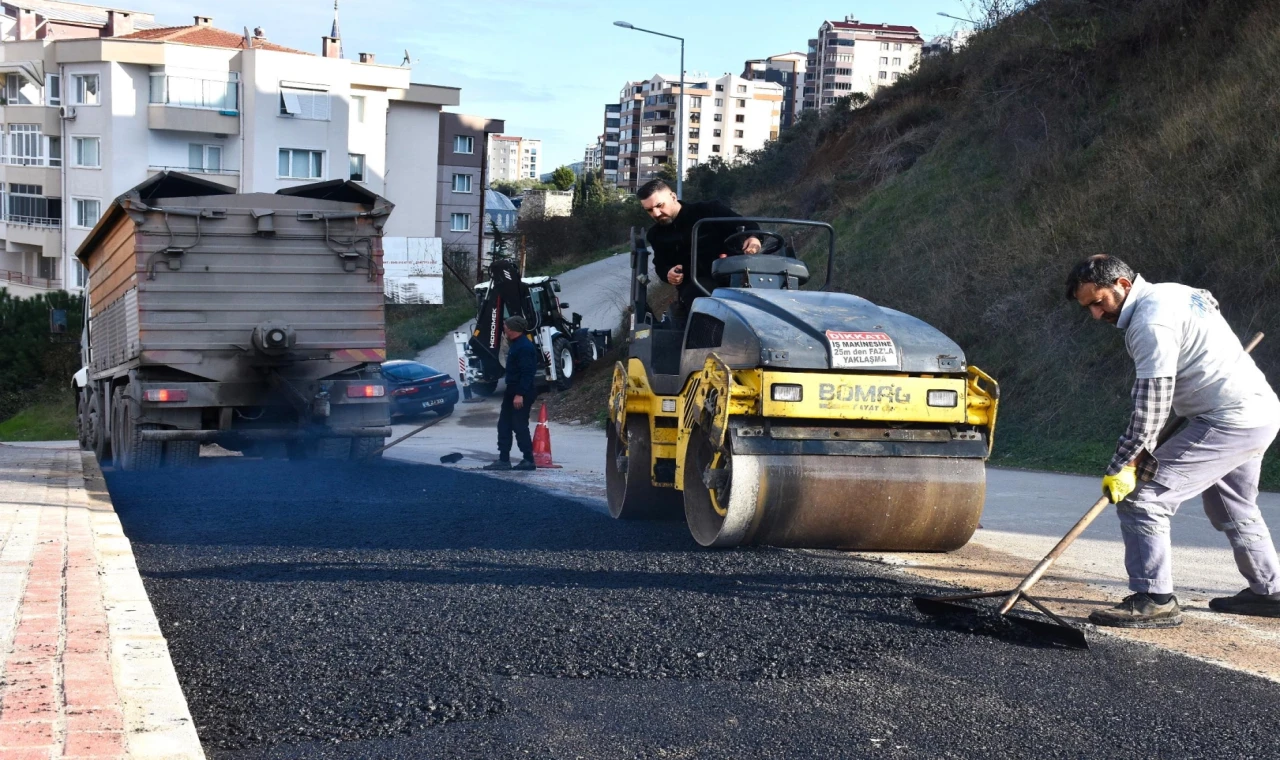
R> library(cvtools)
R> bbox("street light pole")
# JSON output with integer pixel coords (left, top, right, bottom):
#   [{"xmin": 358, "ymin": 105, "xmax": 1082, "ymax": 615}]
[{"xmin": 613, "ymin": 21, "xmax": 685, "ymax": 198}]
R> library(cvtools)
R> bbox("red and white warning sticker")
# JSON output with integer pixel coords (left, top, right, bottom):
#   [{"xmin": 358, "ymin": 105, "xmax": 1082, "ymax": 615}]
[{"xmin": 826, "ymin": 331, "xmax": 899, "ymax": 369}]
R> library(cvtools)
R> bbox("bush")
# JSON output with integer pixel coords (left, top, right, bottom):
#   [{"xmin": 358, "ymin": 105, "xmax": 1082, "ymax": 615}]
[
  {"xmin": 518, "ymin": 199, "xmax": 649, "ymax": 273},
  {"xmin": 0, "ymin": 289, "xmax": 83, "ymax": 423}
]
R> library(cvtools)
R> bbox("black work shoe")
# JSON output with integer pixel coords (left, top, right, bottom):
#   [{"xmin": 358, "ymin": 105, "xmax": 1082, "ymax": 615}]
[
  {"xmin": 1209, "ymin": 588, "xmax": 1280, "ymax": 618},
  {"xmin": 483, "ymin": 459, "xmax": 512, "ymax": 471},
  {"xmin": 512, "ymin": 459, "xmax": 536, "ymax": 471},
  {"xmin": 1088, "ymin": 593, "xmax": 1183, "ymax": 629}
]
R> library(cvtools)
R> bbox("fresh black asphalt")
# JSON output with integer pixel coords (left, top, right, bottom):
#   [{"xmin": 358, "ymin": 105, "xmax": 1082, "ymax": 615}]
[{"xmin": 105, "ymin": 458, "xmax": 1280, "ymax": 759}]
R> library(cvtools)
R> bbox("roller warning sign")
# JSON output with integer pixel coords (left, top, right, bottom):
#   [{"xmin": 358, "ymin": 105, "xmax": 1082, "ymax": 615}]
[{"xmin": 826, "ymin": 331, "xmax": 899, "ymax": 369}]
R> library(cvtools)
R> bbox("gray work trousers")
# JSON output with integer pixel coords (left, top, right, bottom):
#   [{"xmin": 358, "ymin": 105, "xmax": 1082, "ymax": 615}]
[{"xmin": 1118, "ymin": 417, "xmax": 1280, "ymax": 595}]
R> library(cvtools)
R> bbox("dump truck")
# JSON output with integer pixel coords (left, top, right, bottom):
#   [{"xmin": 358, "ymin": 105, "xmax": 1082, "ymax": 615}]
[
  {"xmin": 453, "ymin": 258, "xmax": 611, "ymax": 396},
  {"xmin": 73, "ymin": 172, "xmax": 393, "ymax": 470},
  {"xmin": 607, "ymin": 219, "xmax": 999, "ymax": 550}
]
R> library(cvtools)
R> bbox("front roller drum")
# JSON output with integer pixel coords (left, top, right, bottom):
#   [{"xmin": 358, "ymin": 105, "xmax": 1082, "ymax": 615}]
[
  {"xmin": 606, "ymin": 416, "xmax": 682, "ymax": 520},
  {"xmin": 683, "ymin": 435, "xmax": 985, "ymax": 550}
]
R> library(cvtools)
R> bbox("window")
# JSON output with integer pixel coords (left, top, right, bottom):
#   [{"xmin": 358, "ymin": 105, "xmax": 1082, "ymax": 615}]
[
  {"xmin": 713, "ymin": 113, "xmax": 722, "ymax": 122},
  {"xmin": 880, "ymin": 57, "xmax": 889, "ymax": 65},
  {"xmin": 349, "ymin": 153, "xmax": 365, "ymax": 181},
  {"xmin": 4, "ymin": 74, "xmax": 35, "ymax": 105},
  {"xmin": 735, "ymin": 84, "xmax": 747, "ymax": 93},
  {"xmin": 892, "ymin": 57, "xmax": 901, "ymax": 66},
  {"xmin": 351, "ymin": 94, "xmax": 366, "ymax": 123},
  {"xmin": 72, "ymin": 136, "xmax": 100, "ymax": 167},
  {"xmin": 714, "ymin": 84, "xmax": 724, "ymax": 92},
  {"xmin": 689, "ymin": 96, "xmax": 701, "ymax": 108},
  {"xmin": 454, "ymin": 135, "xmax": 474, "ymax": 154},
  {"xmin": 878, "ymin": 71, "xmax": 888, "ymax": 80},
  {"xmin": 711, "ymin": 144, "xmax": 721, "ymax": 153},
  {"xmin": 45, "ymin": 73, "xmax": 60, "ymax": 106},
  {"xmin": 450, "ymin": 213, "xmax": 471, "ymax": 232},
  {"xmin": 734, "ymin": 114, "xmax": 744, "ymax": 123},
  {"xmin": 70, "ymin": 74, "xmax": 99, "ymax": 105},
  {"xmin": 714, "ymin": 98, "xmax": 723, "ymax": 107},
  {"xmin": 187, "ymin": 143, "xmax": 222, "ymax": 172},
  {"xmin": 894, "ymin": 43, "xmax": 903, "ymax": 51},
  {"xmin": 452, "ymin": 173, "xmax": 472, "ymax": 193},
  {"xmin": 72, "ymin": 198, "xmax": 100, "ymax": 229},
  {"xmin": 279, "ymin": 86, "xmax": 330, "ymax": 120},
  {"xmin": 735, "ymin": 99, "xmax": 745, "ymax": 108},
  {"xmin": 278, "ymin": 148, "xmax": 324, "ymax": 179},
  {"xmin": 47, "ymin": 136, "xmax": 60, "ymax": 167},
  {"xmin": 734, "ymin": 145, "xmax": 744, "ymax": 155},
  {"xmin": 835, "ymin": 68, "xmax": 853, "ymax": 76},
  {"xmin": 880, "ymin": 42, "xmax": 890, "ymax": 51},
  {"xmin": 7, "ymin": 125, "xmax": 42, "ymax": 165},
  {"xmin": 712, "ymin": 128, "xmax": 722, "ymax": 137},
  {"xmin": 7, "ymin": 183, "xmax": 58, "ymax": 224},
  {"xmin": 734, "ymin": 129, "xmax": 744, "ymax": 138},
  {"xmin": 891, "ymin": 72, "xmax": 900, "ymax": 81}
]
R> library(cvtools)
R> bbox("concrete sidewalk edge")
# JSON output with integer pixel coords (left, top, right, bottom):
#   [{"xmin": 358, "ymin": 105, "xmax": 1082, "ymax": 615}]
[{"xmin": 80, "ymin": 452, "xmax": 205, "ymax": 759}]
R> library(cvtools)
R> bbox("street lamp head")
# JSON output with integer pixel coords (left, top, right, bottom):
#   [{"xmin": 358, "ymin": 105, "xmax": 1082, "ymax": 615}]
[
  {"xmin": 613, "ymin": 21, "xmax": 634, "ymax": 29},
  {"xmin": 936, "ymin": 11, "xmax": 950, "ymax": 16}
]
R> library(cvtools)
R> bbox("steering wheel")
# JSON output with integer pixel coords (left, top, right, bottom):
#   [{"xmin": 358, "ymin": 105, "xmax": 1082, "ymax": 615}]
[{"xmin": 723, "ymin": 229, "xmax": 786, "ymax": 257}]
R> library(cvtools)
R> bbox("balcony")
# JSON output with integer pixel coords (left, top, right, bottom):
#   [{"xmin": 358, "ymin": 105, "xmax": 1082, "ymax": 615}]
[
  {"xmin": 4, "ymin": 215, "xmax": 61, "ymax": 250},
  {"xmin": 1, "ymin": 268, "xmax": 61, "ymax": 295},
  {"xmin": 148, "ymin": 74, "xmax": 240, "ymax": 135}
]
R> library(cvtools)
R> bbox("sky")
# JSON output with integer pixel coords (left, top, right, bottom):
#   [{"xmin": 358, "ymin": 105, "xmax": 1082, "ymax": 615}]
[{"xmin": 127, "ymin": 0, "xmax": 977, "ymax": 170}]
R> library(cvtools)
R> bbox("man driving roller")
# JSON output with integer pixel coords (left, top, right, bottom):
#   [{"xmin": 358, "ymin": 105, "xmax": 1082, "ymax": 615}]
[{"xmin": 638, "ymin": 179, "xmax": 761, "ymax": 328}]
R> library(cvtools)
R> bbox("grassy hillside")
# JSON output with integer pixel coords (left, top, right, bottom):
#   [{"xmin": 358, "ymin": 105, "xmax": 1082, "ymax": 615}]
[{"xmin": 684, "ymin": 0, "xmax": 1280, "ymax": 488}]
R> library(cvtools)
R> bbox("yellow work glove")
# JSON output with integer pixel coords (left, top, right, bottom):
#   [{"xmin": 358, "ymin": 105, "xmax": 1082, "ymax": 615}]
[{"xmin": 1102, "ymin": 465, "xmax": 1137, "ymax": 504}]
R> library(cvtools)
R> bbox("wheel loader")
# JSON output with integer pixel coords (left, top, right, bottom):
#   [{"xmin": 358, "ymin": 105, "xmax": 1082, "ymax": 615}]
[{"xmin": 606, "ymin": 219, "xmax": 999, "ymax": 550}]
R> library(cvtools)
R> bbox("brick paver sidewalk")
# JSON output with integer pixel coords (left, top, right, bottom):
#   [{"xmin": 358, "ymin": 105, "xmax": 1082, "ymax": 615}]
[{"xmin": 0, "ymin": 443, "xmax": 202, "ymax": 759}]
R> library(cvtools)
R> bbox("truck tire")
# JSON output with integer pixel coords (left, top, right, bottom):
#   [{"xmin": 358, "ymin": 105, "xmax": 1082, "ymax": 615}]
[
  {"xmin": 76, "ymin": 389, "xmax": 91, "ymax": 450},
  {"xmin": 89, "ymin": 391, "xmax": 111, "ymax": 465},
  {"xmin": 350, "ymin": 437, "xmax": 382, "ymax": 461},
  {"xmin": 113, "ymin": 386, "xmax": 162, "ymax": 472},
  {"xmin": 552, "ymin": 336, "xmax": 574, "ymax": 392},
  {"xmin": 316, "ymin": 437, "xmax": 352, "ymax": 460},
  {"xmin": 164, "ymin": 441, "xmax": 200, "ymax": 468}
]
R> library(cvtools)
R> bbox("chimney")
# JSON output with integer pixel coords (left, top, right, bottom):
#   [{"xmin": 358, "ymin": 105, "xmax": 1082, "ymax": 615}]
[
  {"xmin": 194, "ymin": 16, "xmax": 213, "ymax": 27},
  {"xmin": 322, "ymin": 36, "xmax": 341, "ymax": 58},
  {"xmin": 16, "ymin": 8, "xmax": 36, "ymax": 41},
  {"xmin": 358, "ymin": 52, "xmax": 374, "ymax": 63},
  {"xmin": 105, "ymin": 10, "xmax": 133, "ymax": 37}
]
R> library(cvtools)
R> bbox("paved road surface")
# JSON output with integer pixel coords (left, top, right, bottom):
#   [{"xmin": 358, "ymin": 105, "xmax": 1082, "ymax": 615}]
[
  {"xmin": 106, "ymin": 458, "xmax": 1280, "ymax": 758},
  {"xmin": 415, "ymin": 252, "xmax": 633, "ymax": 378}
]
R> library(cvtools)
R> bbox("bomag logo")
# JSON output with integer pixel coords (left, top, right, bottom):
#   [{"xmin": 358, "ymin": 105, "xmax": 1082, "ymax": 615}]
[{"xmin": 818, "ymin": 383, "xmax": 911, "ymax": 404}]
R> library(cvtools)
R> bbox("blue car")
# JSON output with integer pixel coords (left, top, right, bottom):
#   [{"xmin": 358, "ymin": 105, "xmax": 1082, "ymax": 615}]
[{"xmin": 381, "ymin": 361, "xmax": 459, "ymax": 419}]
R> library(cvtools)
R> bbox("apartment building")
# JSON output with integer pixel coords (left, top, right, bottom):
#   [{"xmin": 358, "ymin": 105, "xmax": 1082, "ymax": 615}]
[
  {"xmin": 435, "ymin": 111, "xmax": 503, "ymax": 262},
  {"xmin": 613, "ymin": 73, "xmax": 782, "ymax": 193},
  {"xmin": 582, "ymin": 139, "xmax": 600, "ymax": 174},
  {"xmin": 802, "ymin": 16, "xmax": 923, "ymax": 113},
  {"xmin": 600, "ymin": 101, "xmax": 620, "ymax": 185},
  {"xmin": 0, "ymin": 2, "xmax": 461, "ymax": 299},
  {"xmin": 742, "ymin": 52, "xmax": 805, "ymax": 130},
  {"xmin": 486, "ymin": 134, "xmax": 541, "ymax": 182}
]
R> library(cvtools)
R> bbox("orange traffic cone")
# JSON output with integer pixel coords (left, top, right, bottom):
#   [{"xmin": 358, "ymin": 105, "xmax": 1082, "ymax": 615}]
[{"xmin": 532, "ymin": 403, "xmax": 561, "ymax": 469}]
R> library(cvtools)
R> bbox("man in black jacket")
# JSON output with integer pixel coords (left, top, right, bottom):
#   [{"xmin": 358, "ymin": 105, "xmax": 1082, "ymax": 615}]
[
  {"xmin": 638, "ymin": 179, "xmax": 761, "ymax": 328},
  {"xmin": 484, "ymin": 316, "xmax": 539, "ymax": 471}
]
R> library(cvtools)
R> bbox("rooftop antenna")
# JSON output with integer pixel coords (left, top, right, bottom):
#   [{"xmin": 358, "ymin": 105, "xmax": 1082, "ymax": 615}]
[
  {"xmin": 402, "ymin": 48, "xmax": 412, "ymax": 66},
  {"xmin": 330, "ymin": 0, "xmax": 340, "ymax": 39},
  {"xmin": 243, "ymin": 25, "xmax": 252, "ymax": 48}
]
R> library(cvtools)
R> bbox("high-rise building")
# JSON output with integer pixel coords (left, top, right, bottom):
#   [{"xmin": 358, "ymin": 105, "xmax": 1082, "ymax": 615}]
[
  {"xmin": 601, "ymin": 102, "xmax": 621, "ymax": 186},
  {"xmin": 583, "ymin": 140, "xmax": 601, "ymax": 174},
  {"xmin": 612, "ymin": 73, "xmax": 782, "ymax": 193},
  {"xmin": 742, "ymin": 52, "xmax": 806, "ymax": 130},
  {"xmin": 802, "ymin": 17, "xmax": 923, "ymax": 114},
  {"xmin": 0, "ymin": 3, "xmax": 461, "ymax": 298},
  {"xmin": 486, "ymin": 135, "xmax": 541, "ymax": 182}
]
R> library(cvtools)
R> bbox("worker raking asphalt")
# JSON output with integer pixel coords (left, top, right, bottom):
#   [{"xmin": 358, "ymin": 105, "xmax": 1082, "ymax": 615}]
[{"xmin": 105, "ymin": 458, "xmax": 1280, "ymax": 759}]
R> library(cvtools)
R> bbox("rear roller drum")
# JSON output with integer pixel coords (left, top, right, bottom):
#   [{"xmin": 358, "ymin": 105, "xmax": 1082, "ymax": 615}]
[{"xmin": 606, "ymin": 416, "xmax": 682, "ymax": 520}]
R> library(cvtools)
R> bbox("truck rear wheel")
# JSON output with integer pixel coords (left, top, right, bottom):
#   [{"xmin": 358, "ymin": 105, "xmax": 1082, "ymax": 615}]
[
  {"xmin": 112, "ymin": 386, "xmax": 162, "ymax": 472},
  {"xmin": 316, "ymin": 437, "xmax": 352, "ymax": 460},
  {"xmin": 76, "ymin": 389, "xmax": 91, "ymax": 450},
  {"xmin": 164, "ymin": 441, "xmax": 200, "ymax": 468},
  {"xmin": 350, "ymin": 437, "xmax": 382, "ymax": 461},
  {"xmin": 88, "ymin": 391, "xmax": 110, "ymax": 464}
]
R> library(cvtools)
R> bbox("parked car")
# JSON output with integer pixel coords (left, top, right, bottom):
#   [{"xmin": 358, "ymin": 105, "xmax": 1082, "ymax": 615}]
[{"xmin": 381, "ymin": 361, "xmax": 459, "ymax": 418}]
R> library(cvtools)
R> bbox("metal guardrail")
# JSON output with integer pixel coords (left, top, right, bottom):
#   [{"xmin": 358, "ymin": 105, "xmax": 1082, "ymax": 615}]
[
  {"xmin": 147, "ymin": 165, "xmax": 240, "ymax": 176},
  {"xmin": 4, "ymin": 214, "xmax": 60, "ymax": 228},
  {"xmin": 2, "ymin": 269, "xmax": 61, "ymax": 289}
]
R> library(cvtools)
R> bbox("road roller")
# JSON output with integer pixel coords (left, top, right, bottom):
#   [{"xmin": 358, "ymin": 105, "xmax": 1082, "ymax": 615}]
[{"xmin": 606, "ymin": 218, "xmax": 999, "ymax": 550}]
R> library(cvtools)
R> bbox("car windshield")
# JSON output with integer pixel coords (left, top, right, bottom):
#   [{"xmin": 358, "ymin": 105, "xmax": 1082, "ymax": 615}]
[{"xmin": 387, "ymin": 363, "xmax": 437, "ymax": 381}]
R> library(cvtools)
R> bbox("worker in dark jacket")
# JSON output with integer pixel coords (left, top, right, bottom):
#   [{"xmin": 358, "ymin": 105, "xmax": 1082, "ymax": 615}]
[
  {"xmin": 638, "ymin": 179, "xmax": 761, "ymax": 328},
  {"xmin": 484, "ymin": 316, "xmax": 539, "ymax": 471}
]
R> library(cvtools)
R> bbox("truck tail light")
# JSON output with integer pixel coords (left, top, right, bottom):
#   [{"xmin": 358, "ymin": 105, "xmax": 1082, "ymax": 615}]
[
  {"xmin": 391, "ymin": 386, "xmax": 419, "ymax": 397},
  {"xmin": 143, "ymin": 389, "xmax": 188, "ymax": 402},
  {"xmin": 347, "ymin": 384, "xmax": 386, "ymax": 398}
]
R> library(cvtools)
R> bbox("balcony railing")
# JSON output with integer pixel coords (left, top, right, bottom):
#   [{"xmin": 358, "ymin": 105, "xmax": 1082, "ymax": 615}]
[
  {"xmin": 5, "ymin": 213, "xmax": 60, "ymax": 227},
  {"xmin": 149, "ymin": 74, "xmax": 239, "ymax": 112},
  {"xmin": 148, "ymin": 165, "xmax": 240, "ymax": 176},
  {"xmin": 2, "ymin": 269, "xmax": 61, "ymax": 290},
  {"xmin": 0, "ymin": 155, "xmax": 61, "ymax": 167}
]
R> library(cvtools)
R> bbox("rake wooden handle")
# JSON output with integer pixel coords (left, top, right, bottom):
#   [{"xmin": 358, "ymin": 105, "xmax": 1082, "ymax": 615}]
[{"xmin": 996, "ymin": 330, "xmax": 1264, "ymax": 615}]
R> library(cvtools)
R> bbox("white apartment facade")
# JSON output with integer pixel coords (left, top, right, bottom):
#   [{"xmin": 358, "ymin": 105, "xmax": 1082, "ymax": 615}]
[
  {"xmin": 0, "ymin": 7, "xmax": 459, "ymax": 298},
  {"xmin": 518, "ymin": 137, "xmax": 540, "ymax": 179},
  {"xmin": 803, "ymin": 17, "xmax": 923, "ymax": 114},
  {"xmin": 486, "ymin": 134, "xmax": 540, "ymax": 183},
  {"xmin": 615, "ymin": 72, "xmax": 782, "ymax": 192},
  {"xmin": 742, "ymin": 52, "xmax": 805, "ymax": 130}
]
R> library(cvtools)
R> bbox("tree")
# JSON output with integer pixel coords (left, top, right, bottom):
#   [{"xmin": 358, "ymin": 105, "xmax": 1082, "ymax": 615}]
[
  {"xmin": 572, "ymin": 169, "xmax": 608, "ymax": 214},
  {"xmin": 550, "ymin": 166, "xmax": 576, "ymax": 191},
  {"xmin": 656, "ymin": 161, "xmax": 678, "ymax": 184},
  {"xmin": 491, "ymin": 178, "xmax": 554, "ymax": 197},
  {"xmin": 489, "ymin": 216, "xmax": 513, "ymax": 262}
]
